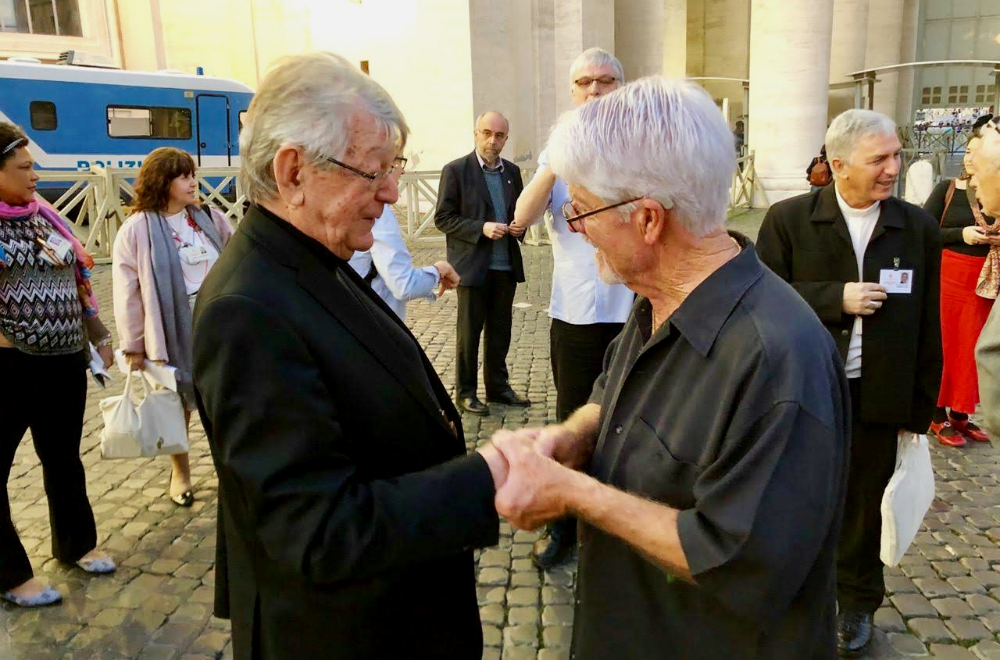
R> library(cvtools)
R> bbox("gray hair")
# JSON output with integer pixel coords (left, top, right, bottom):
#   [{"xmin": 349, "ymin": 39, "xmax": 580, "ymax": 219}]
[
  {"xmin": 239, "ymin": 51, "xmax": 409, "ymax": 204},
  {"xmin": 569, "ymin": 47, "xmax": 624, "ymax": 84},
  {"xmin": 546, "ymin": 76, "xmax": 735, "ymax": 237},
  {"xmin": 825, "ymin": 109, "xmax": 897, "ymax": 166}
]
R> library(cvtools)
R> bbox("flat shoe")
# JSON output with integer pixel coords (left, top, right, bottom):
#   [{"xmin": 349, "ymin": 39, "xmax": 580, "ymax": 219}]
[
  {"xmin": 76, "ymin": 556, "xmax": 116, "ymax": 574},
  {"xmin": 170, "ymin": 490, "xmax": 194, "ymax": 507},
  {"xmin": 1, "ymin": 586, "xmax": 62, "ymax": 607}
]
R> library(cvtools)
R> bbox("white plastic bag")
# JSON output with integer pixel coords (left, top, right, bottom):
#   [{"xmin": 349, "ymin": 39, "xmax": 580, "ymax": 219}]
[
  {"xmin": 880, "ymin": 431, "xmax": 935, "ymax": 566},
  {"xmin": 99, "ymin": 371, "xmax": 188, "ymax": 459},
  {"xmin": 99, "ymin": 371, "xmax": 144, "ymax": 458}
]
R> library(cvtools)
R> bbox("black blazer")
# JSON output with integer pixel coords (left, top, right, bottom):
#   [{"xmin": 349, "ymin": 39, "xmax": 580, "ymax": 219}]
[
  {"xmin": 192, "ymin": 206, "xmax": 499, "ymax": 660},
  {"xmin": 757, "ymin": 185, "xmax": 942, "ymax": 431},
  {"xmin": 434, "ymin": 151, "xmax": 525, "ymax": 286}
]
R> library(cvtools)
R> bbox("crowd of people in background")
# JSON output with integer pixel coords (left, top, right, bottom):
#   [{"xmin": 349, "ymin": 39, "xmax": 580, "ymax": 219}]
[{"xmin": 3, "ymin": 42, "xmax": 1000, "ymax": 660}]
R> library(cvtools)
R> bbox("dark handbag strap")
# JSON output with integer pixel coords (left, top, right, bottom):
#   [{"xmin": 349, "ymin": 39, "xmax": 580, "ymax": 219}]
[
  {"xmin": 364, "ymin": 261, "xmax": 378, "ymax": 285},
  {"xmin": 940, "ymin": 179, "xmax": 956, "ymax": 227}
]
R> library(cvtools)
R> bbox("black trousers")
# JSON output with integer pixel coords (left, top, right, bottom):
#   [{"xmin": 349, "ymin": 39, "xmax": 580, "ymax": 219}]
[
  {"xmin": 548, "ymin": 319, "xmax": 624, "ymax": 542},
  {"xmin": 456, "ymin": 271, "xmax": 517, "ymax": 399},
  {"xmin": 836, "ymin": 377, "xmax": 899, "ymax": 614},
  {"xmin": 0, "ymin": 349, "xmax": 97, "ymax": 591}
]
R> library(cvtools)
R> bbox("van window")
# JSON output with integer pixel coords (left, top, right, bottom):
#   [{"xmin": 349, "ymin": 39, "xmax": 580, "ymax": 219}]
[
  {"xmin": 30, "ymin": 101, "xmax": 57, "ymax": 131},
  {"xmin": 107, "ymin": 106, "xmax": 192, "ymax": 140}
]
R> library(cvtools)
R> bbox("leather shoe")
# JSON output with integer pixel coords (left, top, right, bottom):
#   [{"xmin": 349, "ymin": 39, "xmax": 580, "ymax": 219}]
[
  {"xmin": 929, "ymin": 420, "xmax": 967, "ymax": 447},
  {"xmin": 458, "ymin": 397, "xmax": 489, "ymax": 416},
  {"xmin": 950, "ymin": 416, "xmax": 990, "ymax": 443},
  {"xmin": 837, "ymin": 611, "xmax": 872, "ymax": 657},
  {"xmin": 487, "ymin": 391, "xmax": 531, "ymax": 407},
  {"xmin": 531, "ymin": 527, "xmax": 575, "ymax": 570}
]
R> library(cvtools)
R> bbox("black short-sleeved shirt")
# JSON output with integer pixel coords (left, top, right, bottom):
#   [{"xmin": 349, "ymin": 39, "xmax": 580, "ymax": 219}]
[
  {"xmin": 924, "ymin": 179, "xmax": 990, "ymax": 258},
  {"xmin": 573, "ymin": 235, "xmax": 850, "ymax": 660}
]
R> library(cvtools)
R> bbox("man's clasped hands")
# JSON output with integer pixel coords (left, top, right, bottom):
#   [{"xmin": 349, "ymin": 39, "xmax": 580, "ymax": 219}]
[{"xmin": 477, "ymin": 421, "xmax": 594, "ymax": 531}]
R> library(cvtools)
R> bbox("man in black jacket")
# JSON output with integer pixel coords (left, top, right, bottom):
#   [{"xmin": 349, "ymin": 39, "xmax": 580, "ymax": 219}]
[
  {"xmin": 434, "ymin": 111, "xmax": 529, "ymax": 415},
  {"xmin": 757, "ymin": 108, "xmax": 942, "ymax": 658},
  {"xmin": 192, "ymin": 52, "xmax": 507, "ymax": 660}
]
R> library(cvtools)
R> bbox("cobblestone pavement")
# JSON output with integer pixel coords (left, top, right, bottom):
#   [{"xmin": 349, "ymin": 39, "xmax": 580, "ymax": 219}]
[{"xmin": 3, "ymin": 209, "xmax": 1000, "ymax": 659}]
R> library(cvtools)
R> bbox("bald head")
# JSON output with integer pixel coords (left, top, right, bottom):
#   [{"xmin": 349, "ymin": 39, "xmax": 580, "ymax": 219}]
[
  {"xmin": 972, "ymin": 123, "xmax": 1000, "ymax": 218},
  {"xmin": 474, "ymin": 111, "xmax": 509, "ymax": 167}
]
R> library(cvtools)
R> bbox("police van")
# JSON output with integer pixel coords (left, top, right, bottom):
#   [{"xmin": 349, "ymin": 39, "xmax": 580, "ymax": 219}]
[{"xmin": 0, "ymin": 55, "xmax": 254, "ymax": 179}]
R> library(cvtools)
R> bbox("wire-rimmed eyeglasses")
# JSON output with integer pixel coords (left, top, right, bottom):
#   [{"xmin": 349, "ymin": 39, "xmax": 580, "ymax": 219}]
[
  {"xmin": 324, "ymin": 155, "xmax": 407, "ymax": 188},
  {"xmin": 561, "ymin": 197, "xmax": 643, "ymax": 233}
]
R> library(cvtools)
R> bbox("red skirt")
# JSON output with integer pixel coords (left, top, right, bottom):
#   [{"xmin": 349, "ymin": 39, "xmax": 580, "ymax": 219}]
[{"xmin": 938, "ymin": 250, "xmax": 995, "ymax": 412}]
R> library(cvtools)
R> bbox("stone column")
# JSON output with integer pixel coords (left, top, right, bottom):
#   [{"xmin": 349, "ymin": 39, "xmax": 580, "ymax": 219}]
[
  {"xmin": 662, "ymin": 0, "xmax": 687, "ymax": 78},
  {"xmin": 748, "ymin": 0, "xmax": 834, "ymax": 205},
  {"xmin": 554, "ymin": 0, "xmax": 615, "ymax": 115},
  {"xmin": 828, "ymin": 0, "xmax": 871, "ymax": 120},
  {"xmin": 865, "ymin": 0, "xmax": 906, "ymax": 120}
]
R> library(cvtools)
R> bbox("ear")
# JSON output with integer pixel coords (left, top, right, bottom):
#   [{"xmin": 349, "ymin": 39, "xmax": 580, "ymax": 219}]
[
  {"xmin": 635, "ymin": 198, "xmax": 668, "ymax": 246},
  {"xmin": 271, "ymin": 145, "xmax": 307, "ymax": 208},
  {"xmin": 829, "ymin": 157, "xmax": 847, "ymax": 179}
]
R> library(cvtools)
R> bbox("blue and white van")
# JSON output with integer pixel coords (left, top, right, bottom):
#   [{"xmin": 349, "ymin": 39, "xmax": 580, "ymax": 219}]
[{"xmin": 0, "ymin": 58, "xmax": 254, "ymax": 175}]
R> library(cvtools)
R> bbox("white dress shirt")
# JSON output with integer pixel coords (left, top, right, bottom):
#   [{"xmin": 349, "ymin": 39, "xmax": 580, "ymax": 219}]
[
  {"xmin": 834, "ymin": 184, "xmax": 882, "ymax": 379},
  {"xmin": 535, "ymin": 149, "xmax": 634, "ymax": 325},
  {"xmin": 348, "ymin": 207, "xmax": 439, "ymax": 322}
]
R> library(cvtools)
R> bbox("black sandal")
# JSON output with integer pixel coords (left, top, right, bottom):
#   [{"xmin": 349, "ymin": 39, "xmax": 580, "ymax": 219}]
[
  {"xmin": 168, "ymin": 468, "xmax": 195, "ymax": 507},
  {"xmin": 170, "ymin": 490, "xmax": 194, "ymax": 507}
]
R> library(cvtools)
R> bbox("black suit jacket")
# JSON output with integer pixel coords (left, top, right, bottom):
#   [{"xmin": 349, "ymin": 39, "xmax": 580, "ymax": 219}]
[
  {"xmin": 192, "ymin": 206, "xmax": 499, "ymax": 660},
  {"xmin": 434, "ymin": 151, "xmax": 525, "ymax": 286},
  {"xmin": 756, "ymin": 185, "xmax": 942, "ymax": 431}
]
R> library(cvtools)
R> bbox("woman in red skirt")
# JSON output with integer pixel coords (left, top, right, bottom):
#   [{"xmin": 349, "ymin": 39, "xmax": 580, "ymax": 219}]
[{"xmin": 923, "ymin": 115, "xmax": 998, "ymax": 447}]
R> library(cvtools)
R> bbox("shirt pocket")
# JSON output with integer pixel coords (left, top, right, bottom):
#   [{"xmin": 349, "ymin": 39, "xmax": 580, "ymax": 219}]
[{"xmin": 612, "ymin": 416, "xmax": 701, "ymax": 510}]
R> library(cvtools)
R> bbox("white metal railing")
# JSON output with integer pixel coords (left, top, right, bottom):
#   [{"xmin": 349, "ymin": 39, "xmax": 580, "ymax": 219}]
[{"xmin": 36, "ymin": 156, "xmax": 756, "ymax": 262}]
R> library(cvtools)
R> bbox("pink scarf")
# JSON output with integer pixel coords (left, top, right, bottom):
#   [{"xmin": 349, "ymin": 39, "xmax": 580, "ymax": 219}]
[{"xmin": 0, "ymin": 198, "xmax": 99, "ymax": 317}]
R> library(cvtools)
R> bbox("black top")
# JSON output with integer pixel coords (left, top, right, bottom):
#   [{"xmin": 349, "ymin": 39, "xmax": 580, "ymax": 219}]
[
  {"xmin": 923, "ymin": 179, "xmax": 989, "ymax": 257},
  {"xmin": 193, "ymin": 205, "xmax": 498, "ymax": 659},
  {"xmin": 755, "ymin": 185, "xmax": 942, "ymax": 430},
  {"xmin": 574, "ymin": 236, "xmax": 849, "ymax": 660}
]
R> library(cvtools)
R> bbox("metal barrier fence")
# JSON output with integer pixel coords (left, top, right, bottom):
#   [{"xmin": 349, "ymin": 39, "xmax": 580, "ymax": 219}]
[
  {"xmin": 898, "ymin": 125, "xmax": 971, "ymax": 155},
  {"xmin": 36, "ymin": 154, "xmax": 756, "ymax": 260}
]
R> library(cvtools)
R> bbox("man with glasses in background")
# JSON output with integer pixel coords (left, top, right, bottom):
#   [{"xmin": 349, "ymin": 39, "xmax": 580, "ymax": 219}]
[
  {"xmin": 511, "ymin": 47, "xmax": 634, "ymax": 569},
  {"xmin": 435, "ymin": 111, "xmax": 529, "ymax": 416}
]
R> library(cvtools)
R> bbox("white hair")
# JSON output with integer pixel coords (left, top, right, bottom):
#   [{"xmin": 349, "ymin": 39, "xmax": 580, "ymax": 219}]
[
  {"xmin": 569, "ymin": 47, "xmax": 624, "ymax": 84},
  {"xmin": 239, "ymin": 51, "xmax": 409, "ymax": 204},
  {"xmin": 825, "ymin": 109, "xmax": 897, "ymax": 166},
  {"xmin": 546, "ymin": 76, "xmax": 735, "ymax": 237}
]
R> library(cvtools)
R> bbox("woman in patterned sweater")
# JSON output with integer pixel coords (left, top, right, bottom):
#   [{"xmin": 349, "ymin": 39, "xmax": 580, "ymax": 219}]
[{"xmin": 0, "ymin": 122, "xmax": 116, "ymax": 607}]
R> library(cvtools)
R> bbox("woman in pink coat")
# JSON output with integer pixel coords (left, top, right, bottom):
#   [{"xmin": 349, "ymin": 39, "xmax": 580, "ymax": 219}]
[{"xmin": 112, "ymin": 148, "xmax": 233, "ymax": 507}]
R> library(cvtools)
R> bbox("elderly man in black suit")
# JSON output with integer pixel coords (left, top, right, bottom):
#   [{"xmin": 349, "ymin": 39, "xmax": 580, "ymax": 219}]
[
  {"xmin": 757, "ymin": 108, "xmax": 942, "ymax": 658},
  {"xmin": 435, "ymin": 111, "xmax": 529, "ymax": 415},
  {"xmin": 192, "ymin": 52, "xmax": 507, "ymax": 660}
]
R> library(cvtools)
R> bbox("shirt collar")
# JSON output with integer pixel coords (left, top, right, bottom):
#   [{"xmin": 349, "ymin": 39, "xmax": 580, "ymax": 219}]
[
  {"xmin": 834, "ymin": 183, "xmax": 880, "ymax": 220},
  {"xmin": 660, "ymin": 233, "xmax": 764, "ymax": 358},
  {"xmin": 476, "ymin": 150, "xmax": 504, "ymax": 172}
]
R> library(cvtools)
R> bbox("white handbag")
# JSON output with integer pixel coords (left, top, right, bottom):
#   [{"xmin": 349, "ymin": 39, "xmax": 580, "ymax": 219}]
[
  {"xmin": 880, "ymin": 431, "xmax": 935, "ymax": 567},
  {"xmin": 99, "ymin": 371, "xmax": 189, "ymax": 459}
]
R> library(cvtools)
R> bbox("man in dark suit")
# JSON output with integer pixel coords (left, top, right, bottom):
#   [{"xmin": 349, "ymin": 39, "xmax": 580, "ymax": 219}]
[
  {"xmin": 435, "ymin": 111, "xmax": 529, "ymax": 415},
  {"xmin": 757, "ymin": 109, "xmax": 942, "ymax": 658},
  {"xmin": 192, "ymin": 52, "xmax": 507, "ymax": 660}
]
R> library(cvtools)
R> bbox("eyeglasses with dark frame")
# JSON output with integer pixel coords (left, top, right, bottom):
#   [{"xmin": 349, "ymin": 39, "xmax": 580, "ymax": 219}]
[
  {"xmin": 324, "ymin": 155, "xmax": 407, "ymax": 188},
  {"xmin": 561, "ymin": 197, "xmax": 643, "ymax": 233},
  {"xmin": 573, "ymin": 76, "xmax": 618, "ymax": 88}
]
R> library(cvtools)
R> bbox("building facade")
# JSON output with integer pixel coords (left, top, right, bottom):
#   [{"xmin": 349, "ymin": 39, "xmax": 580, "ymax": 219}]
[{"xmin": 2, "ymin": 0, "xmax": 998, "ymax": 205}]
